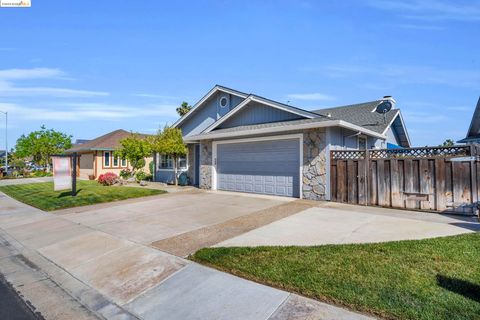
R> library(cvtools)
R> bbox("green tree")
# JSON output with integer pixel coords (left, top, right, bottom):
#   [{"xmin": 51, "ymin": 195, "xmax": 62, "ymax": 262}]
[
  {"xmin": 15, "ymin": 125, "xmax": 72, "ymax": 169},
  {"xmin": 440, "ymin": 139, "xmax": 455, "ymax": 147},
  {"xmin": 114, "ymin": 133, "xmax": 152, "ymax": 174},
  {"xmin": 150, "ymin": 126, "xmax": 186, "ymax": 185},
  {"xmin": 176, "ymin": 101, "xmax": 192, "ymax": 117}
]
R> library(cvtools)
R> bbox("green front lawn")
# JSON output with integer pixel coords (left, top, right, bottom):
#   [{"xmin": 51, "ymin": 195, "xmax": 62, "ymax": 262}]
[
  {"xmin": 0, "ymin": 180, "xmax": 165, "ymax": 211},
  {"xmin": 192, "ymin": 233, "xmax": 480, "ymax": 320}
]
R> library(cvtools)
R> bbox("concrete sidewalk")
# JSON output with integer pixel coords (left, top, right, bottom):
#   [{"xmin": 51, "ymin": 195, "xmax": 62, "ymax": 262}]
[
  {"xmin": 0, "ymin": 192, "xmax": 372, "ymax": 320},
  {"xmin": 0, "ymin": 176, "xmax": 53, "ymax": 186}
]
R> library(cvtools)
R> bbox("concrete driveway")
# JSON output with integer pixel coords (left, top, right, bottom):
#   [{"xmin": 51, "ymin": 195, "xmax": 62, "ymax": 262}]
[
  {"xmin": 56, "ymin": 191, "xmax": 291, "ymax": 245},
  {"xmin": 216, "ymin": 202, "xmax": 480, "ymax": 247},
  {"xmin": 1, "ymin": 190, "xmax": 371, "ymax": 320}
]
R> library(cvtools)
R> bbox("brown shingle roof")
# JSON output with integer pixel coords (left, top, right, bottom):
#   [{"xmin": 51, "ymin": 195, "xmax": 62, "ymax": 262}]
[{"xmin": 65, "ymin": 129, "xmax": 151, "ymax": 153}]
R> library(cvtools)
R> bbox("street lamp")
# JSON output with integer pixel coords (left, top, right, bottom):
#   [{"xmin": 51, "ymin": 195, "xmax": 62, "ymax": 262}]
[{"xmin": 0, "ymin": 111, "xmax": 7, "ymax": 173}]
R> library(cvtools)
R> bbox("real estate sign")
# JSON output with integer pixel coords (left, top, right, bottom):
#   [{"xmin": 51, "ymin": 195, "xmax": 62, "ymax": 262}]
[{"xmin": 52, "ymin": 156, "xmax": 71, "ymax": 191}]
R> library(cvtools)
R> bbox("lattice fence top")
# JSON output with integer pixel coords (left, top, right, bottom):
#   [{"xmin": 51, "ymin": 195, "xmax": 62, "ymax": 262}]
[
  {"xmin": 331, "ymin": 150, "xmax": 366, "ymax": 160},
  {"xmin": 331, "ymin": 145, "xmax": 472, "ymax": 160}
]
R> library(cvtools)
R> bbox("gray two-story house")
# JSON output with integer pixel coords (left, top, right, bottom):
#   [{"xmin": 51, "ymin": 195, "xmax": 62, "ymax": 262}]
[{"xmin": 155, "ymin": 85, "xmax": 410, "ymax": 201}]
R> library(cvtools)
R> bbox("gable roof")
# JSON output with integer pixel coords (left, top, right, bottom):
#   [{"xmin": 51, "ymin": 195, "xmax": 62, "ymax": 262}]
[
  {"xmin": 172, "ymin": 85, "xmax": 249, "ymax": 129},
  {"xmin": 458, "ymin": 97, "xmax": 480, "ymax": 143},
  {"xmin": 312, "ymin": 100, "xmax": 397, "ymax": 134},
  {"xmin": 172, "ymin": 85, "xmax": 410, "ymax": 145},
  {"xmin": 313, "ymin": 100, "xmax": 411, "ymax": 147},
  {"xmin": 203, "ymin": 94, "xmax": 320, "ymax": 133},
  {"xmin": 65, "ymin": 129, "xmax": 151, "ymax": 153}
]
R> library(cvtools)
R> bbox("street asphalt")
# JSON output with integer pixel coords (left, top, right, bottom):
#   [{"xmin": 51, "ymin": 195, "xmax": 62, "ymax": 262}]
[{"xmin": 0, "ymin": 273, "xmax": 40, "ymax": 320}]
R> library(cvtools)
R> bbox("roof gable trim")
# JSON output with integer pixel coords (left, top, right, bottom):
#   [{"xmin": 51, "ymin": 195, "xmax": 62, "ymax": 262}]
[
  {"xmin": 381, "ymin": 110, "xmax": 411, "ymax": 147},
  {"xmin": 185, "ymin": 119, "xmax": 386, "ymax": 142},
  {"xmin": 172, "ymin": 85, "xmax": 248, "ymax": 128}
]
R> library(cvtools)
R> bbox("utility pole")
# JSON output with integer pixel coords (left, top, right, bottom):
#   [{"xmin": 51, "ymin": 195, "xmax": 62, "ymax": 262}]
[{"xmin": 0, "ymin": 111, "xmax": 6, "ymax": 173}]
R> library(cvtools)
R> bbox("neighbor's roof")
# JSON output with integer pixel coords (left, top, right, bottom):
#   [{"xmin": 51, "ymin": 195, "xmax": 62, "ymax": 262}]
[
  {"xmin": 458, "ymin": 97, "xmax": 480, "ymax": 143},
  {"xmin": 457, "ymin": 135, "xmax": 480, "ymax": 144},
  {"xmin": 312, "ymin": 100, "xmax": 399, "ymax": 134},
  {"xmin": 65, "ymin": 129, "xmax": 151, "ymax": 153}
]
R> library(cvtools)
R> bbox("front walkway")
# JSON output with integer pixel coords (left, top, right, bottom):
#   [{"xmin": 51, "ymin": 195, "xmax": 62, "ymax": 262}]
[
  {"xmin": 0, "ymin": 176, "xmax": 52, "ymax": 186},
  {"xmin": 0, "ymin": 191, "xmax": 371, "ymax": 320},
  {"xmin": 216, "ymin": 202, "xmax": 480, "ymax": 247}
]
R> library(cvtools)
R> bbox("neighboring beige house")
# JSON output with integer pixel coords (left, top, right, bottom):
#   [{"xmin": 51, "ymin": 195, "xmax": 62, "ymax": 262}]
[{"xmin": 65, "ymin": 129, "xmax": 153, "ymax": 180}]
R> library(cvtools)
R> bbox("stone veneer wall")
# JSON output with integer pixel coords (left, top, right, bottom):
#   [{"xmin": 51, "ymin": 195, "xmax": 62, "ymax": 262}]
[
  {"xmin": 186, "ymin": 144, "xmax": 195, "ymax": 184},
  {"xmin": 302, "ymin": 129, "xmax": 327, "ymax": 200},
  {"xmin": 199, "ymin": 140, "xmax": 213, "ymax": 189}
]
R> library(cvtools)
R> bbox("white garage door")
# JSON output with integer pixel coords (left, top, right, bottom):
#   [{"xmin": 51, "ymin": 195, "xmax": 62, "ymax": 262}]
[{"xmin": 216, "ymin": 138, "xmax": 300, "ymax": 197}]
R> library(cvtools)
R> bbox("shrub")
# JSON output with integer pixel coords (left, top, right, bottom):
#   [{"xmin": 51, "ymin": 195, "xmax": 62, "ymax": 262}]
[
  {"xmin": 98, "ymin": 172, "xmax": 118, "ymax": 186},
  {"xmin": 135, "ymin": 170, "xmax": 147, "ymax": 182},
  {"xmin": 148, "ymin": 161, "xmax": 154, "ymax": 175},
  {"xmin": 119, "ymin": 169, "xmax": 132, "ymax": 179},
  {"xmin": 33, "ymin": 170, "xmax": 52, "ymax": 177}
]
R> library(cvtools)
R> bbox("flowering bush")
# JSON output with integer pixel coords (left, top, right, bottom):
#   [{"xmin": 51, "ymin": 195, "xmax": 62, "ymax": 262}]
[{"xmin": 97, "ymin": 172, "xmax": 118, "ymax": 186}]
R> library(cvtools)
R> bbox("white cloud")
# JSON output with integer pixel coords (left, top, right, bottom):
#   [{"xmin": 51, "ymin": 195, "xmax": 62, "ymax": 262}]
[
  {"xmin": 286, "ymin": 93, "xmax": 335, "ymax": 101},
  {"xmin": 0, "ymin": 68, "xmax": 109, "ymax": 97},
  {"xmin": 398, "ymin": 24, "xmax": 445, "ymax": 30},
  {"xmin": 0, "ymin": 81, "xmax": 108, "ymax": 97},
  {"xmin": 0, "ymin": 82, "xmax": 109, "ymax": 97},
  {"xmin": 322, "ymin": 64, "xmax": 480, "ymax": 88},
  {"xmin": 366, "ymin": 0, "xmax": 480, "ymax": 21},
  {"xmin": 133, "ymin": 93, "xmax": 178, "ymax": 100},
  {"xmin": 0, "ymin": 102, "xmax": 178, "ymax": 122},
  {"xmin": 0, "ymin": 68, "xmax": 64, "ymax": 80},
  {"xmin": 402, "ymin": 111, "xmax": 448, "ymax": 123}
]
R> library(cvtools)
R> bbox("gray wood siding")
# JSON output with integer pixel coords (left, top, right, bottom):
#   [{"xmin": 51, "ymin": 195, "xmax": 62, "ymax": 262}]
[
  {"xmin": 217, "ymin": 139, "xmax": 300, "ymax": 197},
  {"xmin": 180, "ymin": 92, "xmax": 245, "ymax": 136},
  {"xmin": 218, "ymin": 102, "xmax": 304, "ymax": 129}
]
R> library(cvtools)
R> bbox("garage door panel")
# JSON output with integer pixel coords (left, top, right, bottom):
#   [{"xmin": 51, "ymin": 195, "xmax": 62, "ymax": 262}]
[{"xmin": 217, "ymin": 138, "xmax": 300, "ymax": 198}]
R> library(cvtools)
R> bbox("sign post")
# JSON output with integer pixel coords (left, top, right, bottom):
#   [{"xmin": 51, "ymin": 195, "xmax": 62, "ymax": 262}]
[{"xmin": 72, "ymin": 152, "xmax": 77, "ymax": 196}]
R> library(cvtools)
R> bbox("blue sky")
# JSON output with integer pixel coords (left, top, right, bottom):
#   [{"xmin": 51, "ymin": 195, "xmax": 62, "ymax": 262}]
[{"xmin": 0, "ymin": 0, "xmax": 478, "ymax": 149}]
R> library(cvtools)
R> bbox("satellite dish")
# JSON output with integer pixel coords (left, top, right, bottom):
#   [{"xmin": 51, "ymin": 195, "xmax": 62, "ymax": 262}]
[
  {"xmin": 375, "ymin": 101, "xmax": 392, "ymax": 114},
  {"xmin": 375, "ymin": 101, "xmax": 392, "ymax": 124}
]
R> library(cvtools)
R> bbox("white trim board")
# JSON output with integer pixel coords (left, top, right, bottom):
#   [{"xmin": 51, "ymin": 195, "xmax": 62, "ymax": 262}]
[
  {"xmin": 211, "ymin": 134, "xmax": 304, "ymax": 199},
  {"xmin": 186, "ymin": 119, "xmax": 386, "ymax": 142},
  {"xmin": 203, "ymin": 95, "xmax": 317, "ymax": 133}
]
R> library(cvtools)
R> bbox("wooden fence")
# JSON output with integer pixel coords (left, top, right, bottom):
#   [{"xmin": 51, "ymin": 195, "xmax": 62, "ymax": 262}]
[{"xmin": 330, "ymin": 145, "xmax": 479, "ymax": 215}]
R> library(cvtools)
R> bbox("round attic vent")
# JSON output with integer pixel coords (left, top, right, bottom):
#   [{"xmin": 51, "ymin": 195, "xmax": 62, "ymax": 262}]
[{"xmin": 219, "ymin": 96, "xmax": 228, "ymax": 108}]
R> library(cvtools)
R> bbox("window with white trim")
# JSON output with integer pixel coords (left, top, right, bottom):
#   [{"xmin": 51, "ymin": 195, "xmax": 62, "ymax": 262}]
[
  {"xmin": 121, "ymin": 158, "xmax": 127, "ymax": 167},
  {"xmin": 178, "ymin": 156, "xmax": 187, "ymax": 169},
  {"xmin": 159, "ymin": 155, "xmax": 187, "ymax": 169},
  {"xmin": 104, "ymin": 151, "xmax": 110, "ymax": 167},
  {"xmin": 159, "ymin": 155, "xmax": 173, "ymax": 169},
  {"xmin": 113, "ymin": 156, "xmax": 119, "ymax": 167}
]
